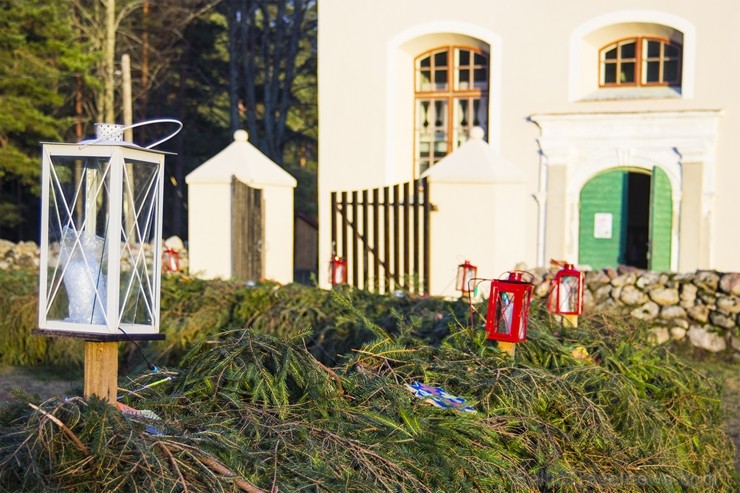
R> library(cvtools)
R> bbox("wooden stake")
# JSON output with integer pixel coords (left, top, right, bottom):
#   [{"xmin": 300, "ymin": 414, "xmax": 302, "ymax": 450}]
[
  {"xmin": 562, "ymin": 314, "xmax": 579, "ymax": 328},
  {"xmin": 84, "ymin": 341, "xmax": 118, "ymax": 402},
  {"xmin": 498, "ymin": 341, "xmax": 516, "ymax": 357}
]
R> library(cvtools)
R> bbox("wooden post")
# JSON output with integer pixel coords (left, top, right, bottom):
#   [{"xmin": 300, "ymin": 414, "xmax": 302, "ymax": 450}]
[
  {"xmin": 498, "ymin": 341, "xmax": 517, "ymax": 357},
  {"xmin": 84, "ymin": 341, "xmax": 118, "ymax": 402},
  {"xmin": 563, "ymin": 314, "xmax": 579, "ymax": 328}
]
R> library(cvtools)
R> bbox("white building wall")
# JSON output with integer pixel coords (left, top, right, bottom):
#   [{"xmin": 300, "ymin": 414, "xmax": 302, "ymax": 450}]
[
  {"xmin": 318, "ymin": 0, "xmax": 740, "ymax": 286},
  {"xmin": 262, "ymin": 186, "xmax": 295, "ymax": 284},
  {"xmin": 187, "ymin": 183, "xmax": 232, "ymax": 279}
]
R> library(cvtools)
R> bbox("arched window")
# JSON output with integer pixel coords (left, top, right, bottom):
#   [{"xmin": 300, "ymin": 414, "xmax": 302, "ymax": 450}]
[
  {"xmin": 415, "ymin": 46, "xmax": 489, "ymax": 175},
  {"xmin": 600, "ymin": 37, "xmax": 681, "ymax": 87}
]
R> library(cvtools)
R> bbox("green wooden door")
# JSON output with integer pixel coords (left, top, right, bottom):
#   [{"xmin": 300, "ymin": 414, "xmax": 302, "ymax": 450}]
[
  {"xmin": 579, "ymin": 170, "xmax": 627, "ymax": 269},
  {"xmin": 648, "ymin": 166, "xmax": 672, "ymax": 271}
]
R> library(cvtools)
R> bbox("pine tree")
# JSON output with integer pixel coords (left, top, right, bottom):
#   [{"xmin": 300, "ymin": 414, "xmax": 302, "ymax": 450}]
[{"xmin": 0, "ymin": 0, "xmax": 95, "ymax": 239}]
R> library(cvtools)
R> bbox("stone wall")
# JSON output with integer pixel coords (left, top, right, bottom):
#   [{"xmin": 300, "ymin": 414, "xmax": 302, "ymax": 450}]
[
  {"xmin": 0, "ymin": 239, "xmax": 40, "ymax": 270},
  {"xmin": 0, "ymin": 238, "xmax": 189, "ymax": 273},
  {"xmin": 530, "ymin": 266, "xmax": 740, "ymax": 355}
]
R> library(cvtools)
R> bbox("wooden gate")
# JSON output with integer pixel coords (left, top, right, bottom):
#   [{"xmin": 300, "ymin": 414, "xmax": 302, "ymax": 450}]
[
  {"xmin": 330, "ymin": 177, "xmax": 430, "ymax": 294},
  {"xmin": 231, "ymin": 177, "xmax": 263, "ymax": 281}
]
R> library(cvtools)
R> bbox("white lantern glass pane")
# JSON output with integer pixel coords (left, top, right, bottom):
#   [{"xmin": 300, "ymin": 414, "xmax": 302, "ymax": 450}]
[
  {"xmin": 45, "ymin": 156, "xmax": 111, "ymax": 325},
  {"xmin": 494, "ymin": 291, "xmax": 514, "ymax": 335},
  {"xmin": 559, "ymin": 276, "xmax": 579, "ymax": 312},
  {"xmin": 119, "ymin": 158, "xmax": 161, "ymax": 326}
]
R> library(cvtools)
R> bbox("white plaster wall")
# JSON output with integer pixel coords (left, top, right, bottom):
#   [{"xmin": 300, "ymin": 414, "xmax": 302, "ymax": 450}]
[
  {"xmin": 262, "ymin": 186, "xmax": 294, "ymax": 284},
  {"xmin": 429, "ymin": 181, "xmax": 527, "ymax": 298},
  {"xmin": 188, "ymin": 183, "xmax": 231, "ymax": 279}
]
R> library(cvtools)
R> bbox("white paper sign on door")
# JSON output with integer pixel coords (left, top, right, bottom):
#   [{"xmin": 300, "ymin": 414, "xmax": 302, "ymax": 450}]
[{"xmin": 594, "ymin": 213, "xmax": 613, "ymax": 239}]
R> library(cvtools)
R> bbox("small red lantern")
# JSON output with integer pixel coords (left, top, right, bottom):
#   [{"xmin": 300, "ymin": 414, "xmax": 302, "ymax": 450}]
[
  {"xmin": 329, "ymin": 256, "xmax": 347, "ymax": 285},
  {"xmin": 547, "ymin": 261, "xmax": 583, "ymax": 315},
  {"xmin": 162, "ymin": 248, "xmax": 180, "ymax": 272},
  {"xmin": 456, "ymin": 260, "xmax": 478, "ymax": 294},
  {"xmin": 485, "ymin": 271, "xmax": 534, "ymax": 343}
]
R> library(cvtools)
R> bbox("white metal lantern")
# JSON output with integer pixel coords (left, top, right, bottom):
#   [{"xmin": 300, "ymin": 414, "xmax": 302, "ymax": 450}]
[{"xmin": 36, "ymin": 121, "xmax": 180, "ymax": 340}]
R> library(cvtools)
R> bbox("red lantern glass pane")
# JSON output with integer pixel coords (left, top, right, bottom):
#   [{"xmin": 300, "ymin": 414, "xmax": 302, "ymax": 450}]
[
  {"xmin": 485, "ymin": 273, "xmax": 533, "ymax": 343},
  {"xmin": 330, "ymin": 257, "xmax": 347, "ymax": 285},
  {"xmin": 548, "ymin": 265, "xmax": 583, "ymax": 315},
  {"xmin": 456, "ymin": 260, "xmax": 477, "ymax": 293}
]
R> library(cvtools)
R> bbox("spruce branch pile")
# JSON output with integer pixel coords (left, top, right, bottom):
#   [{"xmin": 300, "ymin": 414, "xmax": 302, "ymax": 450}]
[{"xmin": 1, "ymin": 292, "xmax": 736, "ymax": 492}]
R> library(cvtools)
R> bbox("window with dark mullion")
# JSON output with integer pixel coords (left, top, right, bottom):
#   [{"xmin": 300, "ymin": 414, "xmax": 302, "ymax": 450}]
[
  {"xmin": 599, "ymin": 36, "xmax": 682, "ymax": 87},
  {"xmin": 414, "ymin": 46, "xmax": 489, "ymax": 177}
]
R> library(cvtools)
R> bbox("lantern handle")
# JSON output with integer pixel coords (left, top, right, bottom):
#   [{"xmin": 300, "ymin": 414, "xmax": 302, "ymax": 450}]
[
  {"xmin": 125, "ymin": 119, "xmax": 183, "ymax": 149},
  {"xmin": 79, "ymin": 119, "xmax": 183, "ymax": 149},
  {"xmin": 497, "ymin": 270, "xmax": 535, "ymax": 284}
]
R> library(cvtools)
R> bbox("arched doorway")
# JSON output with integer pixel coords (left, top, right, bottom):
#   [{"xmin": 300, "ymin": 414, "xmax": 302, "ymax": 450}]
[{"xmin": 579, "ymin": 166, "xmax": 672, "ymax": 270}]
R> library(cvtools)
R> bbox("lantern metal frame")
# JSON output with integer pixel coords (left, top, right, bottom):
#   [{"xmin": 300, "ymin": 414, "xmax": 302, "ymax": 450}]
[
  {"xmin": 547, "ymin": 262, "xmax": 584, "ymax": 316},
  {"xmin": 484, "ymin": 271, "xmax": 534, "ymax": 343},
  {"xmin": 455, "ymin": 260, "xmax": 478, "ymax": 294},
  {"xmin": 35, "ymin": 127, "xmax": 175, "ymax": 341}
]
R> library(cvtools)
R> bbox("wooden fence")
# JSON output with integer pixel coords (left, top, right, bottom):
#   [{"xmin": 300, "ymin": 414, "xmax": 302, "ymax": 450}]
[{"xmin": 330, "ymin": 177, "xmax": 430, "ymax": 294}]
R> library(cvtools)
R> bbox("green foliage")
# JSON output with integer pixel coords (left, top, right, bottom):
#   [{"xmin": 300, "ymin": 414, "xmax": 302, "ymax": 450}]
[
  {"xmin": 0, "ymin": 268, "xmax": 83, "ymax": 368},
  {"xmin": 0, "ymin": 272, "xmax": 737, "ymax": 491},
  {"xmin": 0, "ymin": 0, "xmax": 95, "ymax": 238}
]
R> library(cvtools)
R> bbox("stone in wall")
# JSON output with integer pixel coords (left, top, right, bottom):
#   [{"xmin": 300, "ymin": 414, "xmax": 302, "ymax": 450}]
[
  {"xmin": 698, "ymin": 292, "xmax": 717, "ymax": 309},
  {"xmin": 732, "ymin": 336, "xmax": 740, "ymax": 353},
  {"xmin": 672, "ymin": 319, "xmax": 689, "ymax": 329},
  {"xmin": 611, "ymin": 285, "xmax": 623, "ymax": 304},
  {"xmin": 717, "ymin": 296, "xmax": 740, "ymax": 314},
  {"xmin": 600, "ymin": 298, "xmax": 619, "ymax": 311},
  {"xmin": 534, "ymin": 279, "xmax": 551, "ymax": 298},
  {"xmin": 661, "ymin": 305, "xmax": 687, "ymax": 320},
  {"xmin": 593, "ymin": 284, "xmax": 613, "ymax": 304},
  {"xmin": 687, "ymin": 305, "xmax": 710, "ymax": 323},
  {"xmin": 719, "ymin": 272, "xmax": 740, "ymax": 296},
  {"xmin": 648, "ymin": 326, "xmax": 670, "ymax": 345},
  {"xmin": 710, "ymin": 311, "xmax": 736, "ymax": 330},
  {"xmin": 648, "ymin": 287, "xmax": 680, "ymax": 306},
  {"xmin": 585, "ymin": 270, "xmax": 611, "ymax": 291},
  {"xmin": 680, "ymin": 283, "xmax": 698, "ymax": 308},
  {"xmin": 694, "ymin": 271, "xmax": 720, "ymax": 291},
  {"xmin": 620, "ymin": 285, "xmax": 648, "ymax": 305},
  {"xmin": 636, "ymin": 271, "xmax": 661, "ymax": 289},
  {"xmin": 687, "ymin": 325, "xmax": 726, "ymax": 353},
  {"xmin": 631, "ymin": 301, "xmax": 659, "ymax": 320},
  {"xmin": 582, "ymin": 289, "xmax": 594, "ymax": 308},
  {"xmin": 611, "ymin": 272, "xmax": 636, "ymax": 287},
  {"xmin": 670, "ymin": 327, "xmax": 687, "ymax": 341}
]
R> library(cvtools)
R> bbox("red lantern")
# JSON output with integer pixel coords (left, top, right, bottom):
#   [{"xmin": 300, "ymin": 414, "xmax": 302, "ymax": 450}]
[
  {"xmin": 547, "ymin": 262, "xmax": 583, "ymax": 315},
  {"xmin": 484, "ymin": 271, "xmax": 534, "ymax": 343},
  {"xmin": 329, "ymin": 256, "xmax": 347, "ymax": 285},
  {"xmin": 456, "ymin": 260, "xmax": 478, "ymax": 294},
  {"xmin": 162, "ymin": 248, "xmax": 180, "ymax": 273}
]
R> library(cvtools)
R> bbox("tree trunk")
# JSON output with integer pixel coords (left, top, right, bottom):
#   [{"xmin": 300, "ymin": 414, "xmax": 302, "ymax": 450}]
[
  {"xmin": 228, "ymin": 0, "xmax": 240, "ymax": 133},
  {"xmin": 104, "ymin": 0, "xmax": 116, "ymax": 123},
  {"xmin": 140, "ymin": 0, "xmax": 150, "ymax": 121}
]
